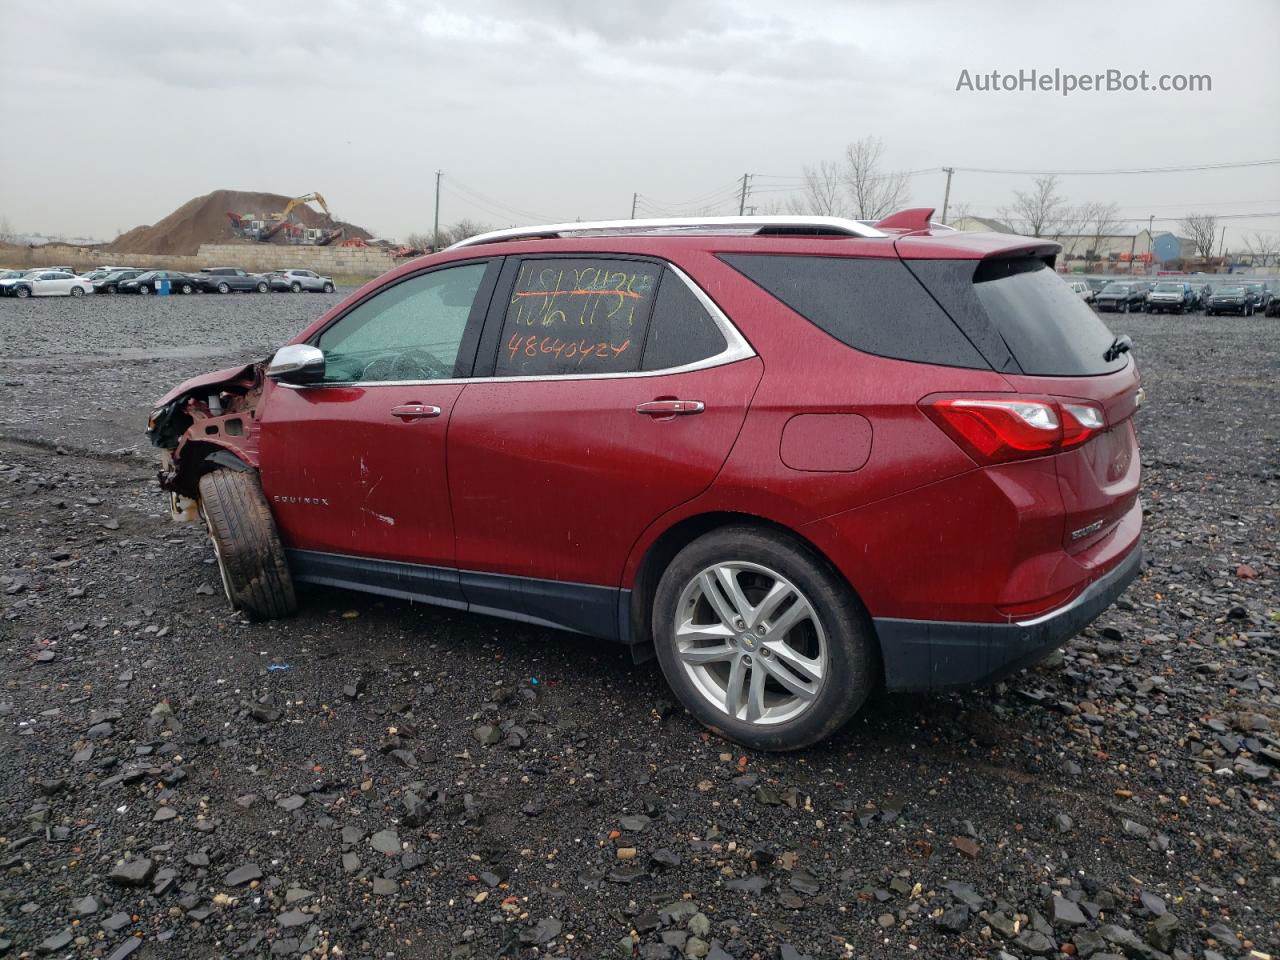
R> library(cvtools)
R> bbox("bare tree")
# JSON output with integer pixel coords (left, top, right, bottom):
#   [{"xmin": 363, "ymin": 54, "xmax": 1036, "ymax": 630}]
[
  {"xmin": 410, "ymin": 220, "xmax": 494, "ymax": 250},
  {"xmin": 1180, "ymin": 213, "xmax": 1218, "ymax": 258},
  {"xmin": 842, "ymin": 137, "xmax": 911, "ymax": 219},
  {"xmin": 943, "ymin": 201, "xmax": 972, "ymax": 226},
  {"xmin": 787, "ymin": 161, "xmax": 847, "ymax": 216},
  {"xmin": 1079, "ymin": 201, "xmax": 1124, "ymax": 264},
  {"xmin": 1243, "ymin": 231, "xmax": 1279, "ymax": 267},
  {"xmin": 0, "ymin": 215, "xmax": 15, "ymax": 244},
  {"xmin": 1000, "ymin": 175, "xmax": 1068, "ymax": 238}
]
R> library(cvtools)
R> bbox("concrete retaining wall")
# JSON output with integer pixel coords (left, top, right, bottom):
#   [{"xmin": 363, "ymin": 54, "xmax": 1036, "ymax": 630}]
[{"xmin": 1, "ymin": 241, "xmax": 402, "ymax": 278}]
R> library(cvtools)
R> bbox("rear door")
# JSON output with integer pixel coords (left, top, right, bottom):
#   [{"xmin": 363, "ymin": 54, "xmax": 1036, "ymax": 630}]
[{"xmin": 446, "ymin": 256, "xmax": 761, "ymax": 628}]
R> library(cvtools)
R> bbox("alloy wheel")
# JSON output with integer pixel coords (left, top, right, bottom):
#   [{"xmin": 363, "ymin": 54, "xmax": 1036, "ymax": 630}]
[{"xmin": 673, "ymin": 561, "xmax": 827, "ymax": 725}]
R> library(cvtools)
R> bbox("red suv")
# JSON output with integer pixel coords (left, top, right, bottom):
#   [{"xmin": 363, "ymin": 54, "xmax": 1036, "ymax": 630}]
[{"xmin": 148, "ymin": 210, "xmax": 1142, "ymax": 750}]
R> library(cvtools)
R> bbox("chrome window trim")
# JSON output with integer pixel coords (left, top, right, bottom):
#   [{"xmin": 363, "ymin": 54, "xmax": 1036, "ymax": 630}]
[{"xmin": 279, "ymin": 262, "xmax": 756, "ymax": 390}]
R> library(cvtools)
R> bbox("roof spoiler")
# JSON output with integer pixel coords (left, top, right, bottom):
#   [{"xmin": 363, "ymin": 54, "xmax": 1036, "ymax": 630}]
[{"xmin": 874, "ymin": 207, "xmax": 937, "ymax": 234}]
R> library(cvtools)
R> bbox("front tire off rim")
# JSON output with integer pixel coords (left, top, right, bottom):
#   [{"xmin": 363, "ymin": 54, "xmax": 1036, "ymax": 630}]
[{"xmin": 674, "ymin": 561, "xmax": 826, "ymax": 725}]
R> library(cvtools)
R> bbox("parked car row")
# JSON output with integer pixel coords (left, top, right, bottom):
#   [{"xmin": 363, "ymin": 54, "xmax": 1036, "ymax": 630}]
[
  {"xmin": 0, "ymin": 266, "xmax": 336, "ymax": 297},
  {"xmin": 1091, "ymin": 277, "xmax": 1273, "ymax": 315}
]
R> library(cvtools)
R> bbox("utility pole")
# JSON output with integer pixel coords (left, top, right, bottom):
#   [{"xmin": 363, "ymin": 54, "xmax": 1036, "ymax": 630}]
[
  {"xmin": 1219, "ymin": 225, "xmax": 1227, "ymax": 259},
  {"xmin": 940, "ymin": 167, "xmax": 954, "ymax": 224},
  {"xmin": 630, "ymin": 192, "xmax": 638, "ymax": 220},
  {"xmin": 432, "ymin": 170, "xmax": 442, "ymax": 251},
  {"xmin": 1147, "ymin": 215, "xmax": 1154, "ymax": 274},
  {"xmin": 738, "ymin": 173, "xmax": 751, "ymax": 216}
]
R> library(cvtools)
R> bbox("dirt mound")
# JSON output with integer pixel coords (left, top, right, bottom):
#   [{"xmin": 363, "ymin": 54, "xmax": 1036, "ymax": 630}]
[{"xmin": 106, "ymin": 189, "xmax": 371, "ymax": 255}]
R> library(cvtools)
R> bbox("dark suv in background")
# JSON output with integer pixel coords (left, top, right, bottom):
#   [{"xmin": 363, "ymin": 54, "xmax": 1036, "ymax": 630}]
[
  {"xmin": 147, "ymin": 210, "xmax": 1142, "ymax": 750},
  {"xmin": 1145, "ymin": 281, "xmax": 1196, "ymax": 314},
  {"xmin": 1094, "ymin": 281, "xmax": 1146, "ymax": 313},
  {"xmin": 196, "ymin": 267, "xmax": 270, "ymax": 294}
]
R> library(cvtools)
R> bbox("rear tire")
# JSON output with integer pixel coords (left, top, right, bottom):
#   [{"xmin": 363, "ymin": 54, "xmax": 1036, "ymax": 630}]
[
  {"xmin": 652, "ymin": 526, "xmax": 877, "ymax": 751},
  {"xmin": 139, "ymin": 285, "xmax": 151, "ymax": 295},
  {"xmin": 197, "ymin": 469, "xmax": 297, "ymax": 621},
  {"xmin": 181, "ymin": 283, "xmax": 193, "ymax": 294},
  {"xmin": 290, "ymin": 281, "xmax": 302, "ymax": 293}
]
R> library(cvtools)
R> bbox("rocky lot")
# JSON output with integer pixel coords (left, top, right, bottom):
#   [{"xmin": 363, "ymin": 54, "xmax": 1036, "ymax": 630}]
[{"xmin": 0, "ymin": 293, "xmax": 1276, "ymax": 960}]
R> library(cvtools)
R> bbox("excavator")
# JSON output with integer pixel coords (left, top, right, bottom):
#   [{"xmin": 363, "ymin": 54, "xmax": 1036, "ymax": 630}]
[{"xmin": 258, "ymin": 193, "xmax": 343, "ymax": 245}]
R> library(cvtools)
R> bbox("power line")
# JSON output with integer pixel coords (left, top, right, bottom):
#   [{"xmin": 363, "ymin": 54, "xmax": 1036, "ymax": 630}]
[
  {"xmin": 951, "ymin": 158, "xmax": 1280, "ymax": 176},
  {"xmin": 968, "ymin": 210, "xmax": 1280, "ymax": 225},
  {"xmin": 444, "ymin": 177, "xmax": 562, "ymax": 223}
]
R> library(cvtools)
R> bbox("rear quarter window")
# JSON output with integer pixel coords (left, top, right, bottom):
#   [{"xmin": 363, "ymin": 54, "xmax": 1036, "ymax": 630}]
[{"xmin": 719, "ymin": 254, "xmax": 988, "ymax": 369}]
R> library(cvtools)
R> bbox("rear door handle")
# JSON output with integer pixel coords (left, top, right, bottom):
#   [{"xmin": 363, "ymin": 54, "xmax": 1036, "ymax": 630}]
[
  {"xmin": 390, "ymin": 403, "xmax": 442, "ymax": 421},
  {"xmin": 635, "ymin": 399, "xmax": 705, "ymax": 416}
]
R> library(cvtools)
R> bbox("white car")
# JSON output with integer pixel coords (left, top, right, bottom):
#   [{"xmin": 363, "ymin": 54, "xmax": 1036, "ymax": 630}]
[
  {"xmin": 2, "ymin": 270, "xmax": 94, "ymax": 298},
  {"xmin": 1068, "ymin": 280, "xmax": 1094, "ymax": 303}
]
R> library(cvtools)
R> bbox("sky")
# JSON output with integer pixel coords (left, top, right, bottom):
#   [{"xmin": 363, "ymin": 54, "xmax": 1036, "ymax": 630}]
[{"xmin": 1, "ymin": 0, "xmax": 1278, "ymax": 250}]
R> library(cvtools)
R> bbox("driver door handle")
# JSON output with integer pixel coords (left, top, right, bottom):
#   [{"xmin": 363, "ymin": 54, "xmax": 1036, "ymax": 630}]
[
  {"xmin": 636, "ymin": 399, "xmax": 705, "ymax": 416},
  {"xmin": 390, "ymin": 403, "xmax": 442, "ymax": 421}
]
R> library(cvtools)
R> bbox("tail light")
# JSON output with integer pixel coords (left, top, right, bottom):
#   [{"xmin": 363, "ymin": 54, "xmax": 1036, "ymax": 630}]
[
  {"xmin": 1059, "ymin": 402, "xmax": 1105, "ymax": 448},
  {"xmin": 921, "ymin": 394, "xmax": 1106, "ymax": 465}
]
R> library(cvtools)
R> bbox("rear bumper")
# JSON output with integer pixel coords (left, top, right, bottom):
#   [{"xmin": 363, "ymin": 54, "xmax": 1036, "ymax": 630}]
[{"xmin": 874, "ymin": 542, "xmax": 1142, "ymax": 692}]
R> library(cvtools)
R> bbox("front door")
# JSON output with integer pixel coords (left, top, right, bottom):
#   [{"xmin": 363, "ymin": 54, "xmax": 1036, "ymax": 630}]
[
  {"xmin": 447, "ymin": 256, "xmax": 762, "ymax": 632},
  {"xmin": 259, "ymin": 259, "xmax": 499, "ymax": 588}
]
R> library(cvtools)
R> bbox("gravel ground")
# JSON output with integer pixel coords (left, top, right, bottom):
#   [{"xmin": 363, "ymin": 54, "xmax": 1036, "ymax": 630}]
[{"xmin": 0, "ymin": 293, "xmax": 1277, "ymax": 960}]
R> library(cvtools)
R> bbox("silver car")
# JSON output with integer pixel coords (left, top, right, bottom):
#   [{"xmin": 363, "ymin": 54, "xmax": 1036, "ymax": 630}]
[{"xmin": 269, "ymin": 269, "xmax": 336, "ymax": 293}]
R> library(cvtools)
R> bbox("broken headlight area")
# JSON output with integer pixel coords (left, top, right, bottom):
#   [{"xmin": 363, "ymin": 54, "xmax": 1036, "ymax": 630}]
[{"xmin": 148, "ymin": 362, "xmax": 264, "ymax": 501}]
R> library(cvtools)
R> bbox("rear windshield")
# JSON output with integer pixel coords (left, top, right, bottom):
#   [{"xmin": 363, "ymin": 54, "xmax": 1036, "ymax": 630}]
[{"xmin": 971, "ymin": 258, "xmax": 1127, "ymax": 376}]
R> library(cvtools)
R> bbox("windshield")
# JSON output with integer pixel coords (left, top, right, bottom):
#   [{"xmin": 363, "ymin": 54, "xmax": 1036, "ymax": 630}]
[
  {"xmin": 1154, "ymin": 283, "xmax": 1182, "ymax": 292},
  {"xmin": 1101, "ymin": 283, "xmax": 1130, "ymax": 293},
  {"xmin": 135, "ymin": 272, "xmax": 158, "ymax": 281},
  {"xmin": 1218, "ymin": 286, "xmax": 1245, "ymax": 294}
]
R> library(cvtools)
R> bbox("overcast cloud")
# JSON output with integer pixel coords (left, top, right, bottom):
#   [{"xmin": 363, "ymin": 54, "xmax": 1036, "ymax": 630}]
[{"xmin": 1, "ymin": 0, "xmax": 1277, "ymax": 246}]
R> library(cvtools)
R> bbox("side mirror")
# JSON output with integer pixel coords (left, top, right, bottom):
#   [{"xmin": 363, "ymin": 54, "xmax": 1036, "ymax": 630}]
[{"xmin": 267, "ymin": 344, "xmax": 325, "ymax": 384}]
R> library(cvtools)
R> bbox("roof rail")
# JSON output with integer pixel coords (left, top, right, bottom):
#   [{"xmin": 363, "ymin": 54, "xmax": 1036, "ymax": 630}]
[{"xmin": 448, "ymin": 215, "xmax": 888, "ymax": 249}]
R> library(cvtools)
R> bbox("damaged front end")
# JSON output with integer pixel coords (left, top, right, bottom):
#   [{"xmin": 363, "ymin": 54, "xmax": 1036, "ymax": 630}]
[{"xmin": 146, "ymin": 362, "xmax": 265, "ymax": 521}]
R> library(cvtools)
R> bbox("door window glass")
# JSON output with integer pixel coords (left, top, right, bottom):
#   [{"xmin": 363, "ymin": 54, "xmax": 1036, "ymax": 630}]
[
  {"xmin": 495, "ymin": 258, "xmax": 659, "ymax": 376},
  {"xmin": 316, "ymin": 262, "xmax": 488, "ymax": 383}
]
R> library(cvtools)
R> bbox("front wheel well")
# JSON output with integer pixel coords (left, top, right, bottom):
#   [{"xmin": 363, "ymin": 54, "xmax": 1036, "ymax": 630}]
[
  {"xmin": 628, "ymin": 511, "xmax": 880, "ymax": 675},
  {"xmin": 167, "ymin": 441, "xmax": 253, "ymax": 498}
]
